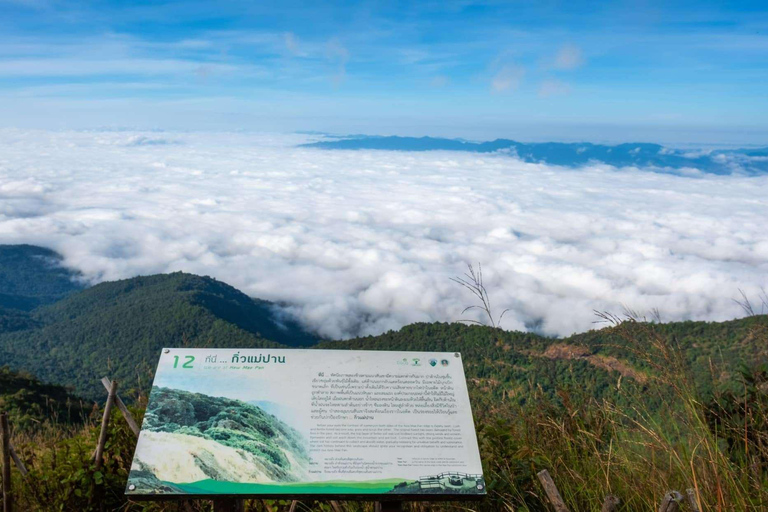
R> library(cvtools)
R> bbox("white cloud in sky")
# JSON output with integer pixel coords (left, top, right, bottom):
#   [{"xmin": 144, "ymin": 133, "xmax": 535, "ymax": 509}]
[
  {"xmin": 283, "ymin": 32, "xmax": 303, "ymax": 57},
  {"xmin": 0, "ymin": 57, "xmax": 242, "ymax": 77},
  {"xmin": 538, "ymin": 79, "xmax": 571, "ymax": 97},
  {"xmin": 491, "ymin": 64, "xmax": 525, "ymax": 92},
  {"xmin": 0, "ymin": 130, "xmax": 766, "ymax": 339},
  {"xmin": 430, "ymin": 75, "xmax": 449, "ymax": 88},
  {"xmin": 325, "ymin": 38, "xmax": 349, "ymax": 86},
  {"xmin": 552, "ymin": 43, "xmax": 585, "ymax": 70}
]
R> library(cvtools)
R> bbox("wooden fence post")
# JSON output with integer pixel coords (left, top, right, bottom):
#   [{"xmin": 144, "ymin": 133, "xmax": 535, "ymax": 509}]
[
  {"xmin": 91, "ymin": 380, "xmax": 117, "ymax": 512},
  {"xmin": 94, "ymin": 379, "xmax": 118, "ymax": 470},
  {"xmin": 375, "ymin": 502, "xmax": 403, "ymax": 512},
  {"xmin": 6, "ymin": 446, "xmax": 26, "ymax": 479},
  {"xmin": 658, "ymin": 491, "xmax": 683, "ymax": 512},
  {"xmin": 537, "ymin": 469, "xmax": 570, "ymax": 512},
  {"xmin": 601, "ymin": 494, "xmax": 620, "ymax": 512},
  {"xmin": 686, "ymin": 488, "xmax": 701, "ymax": 512},
  {"xmin": 101, "ymin": 377, "xmax": 139, "ymax": 436},
  {"xmin": 212, "ymin": 499, "xmax": 244, "ymax": 512},
  {"xmin": 1, "ymin": 413, "xmax": 11, "ymax": 512}
]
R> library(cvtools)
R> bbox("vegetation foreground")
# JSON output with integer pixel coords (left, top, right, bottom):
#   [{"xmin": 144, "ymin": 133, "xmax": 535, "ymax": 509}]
[
  {"xmin": 1, "ymin": 245, "xmax": 767, "ymax": 510},
  {"xmin": 1, "ymin": 315, "xmax": 767, "ymax": 511}
]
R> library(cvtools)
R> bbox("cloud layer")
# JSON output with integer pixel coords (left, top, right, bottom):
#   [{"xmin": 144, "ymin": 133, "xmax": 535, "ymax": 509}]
[{"xmin": 1, "ymin": 130, "xmax": 767, "ymax": 339}]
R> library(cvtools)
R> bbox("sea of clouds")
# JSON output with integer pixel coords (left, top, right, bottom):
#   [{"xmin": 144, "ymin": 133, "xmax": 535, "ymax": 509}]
[{"xmin": 1, "ymin": 129, "xmax": 766, "ymax": 339}]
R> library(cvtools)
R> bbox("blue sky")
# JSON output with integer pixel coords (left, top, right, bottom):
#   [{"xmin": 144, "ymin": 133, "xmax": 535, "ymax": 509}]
[{"xmin": 1, "ymin": 0, "xmax": 767, "ymax": 143}]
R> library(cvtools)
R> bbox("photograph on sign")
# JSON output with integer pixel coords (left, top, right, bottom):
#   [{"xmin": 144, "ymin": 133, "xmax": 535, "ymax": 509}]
[{"xmin": 126, "ymin": 349, "xmax": 485, "ymax": 497}]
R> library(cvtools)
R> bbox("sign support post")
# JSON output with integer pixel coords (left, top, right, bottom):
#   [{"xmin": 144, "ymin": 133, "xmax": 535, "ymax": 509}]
[
  {"xmin": 375, "ymin": 501, "xmax": 403, "ymax": 511},
  {"xmin": 1, "ymin": 413, "xmax": 11, "ymax": 512},
  {"xmin": 212, "ymin": 498, "xmax": 244, "ymax": 512}
]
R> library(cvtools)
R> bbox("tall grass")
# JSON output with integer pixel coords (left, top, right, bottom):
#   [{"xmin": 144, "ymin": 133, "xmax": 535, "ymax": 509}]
[{"xmin": 2, "ymin": 317, "xmax": 767, "ymax": 511}]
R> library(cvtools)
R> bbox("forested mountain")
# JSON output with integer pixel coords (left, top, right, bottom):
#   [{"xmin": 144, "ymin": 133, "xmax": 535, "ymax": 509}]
[
  {"xmin": 0, "ymin": 269, "xmax": 317, "ymax": 400},
  {"xmin": 0, "ymin": 244, "xmax": 765, "ymax": 411},
  {"xmin": 1, "ymin": 245, "xmax": 767, "ymax": 510},
  {"xmin": 319, "ymin": 316, "xmax": 768, "ymax": 412},
  {"xmin": 0, "ymin": 244, "xmax": 84, "ymax": 311}
]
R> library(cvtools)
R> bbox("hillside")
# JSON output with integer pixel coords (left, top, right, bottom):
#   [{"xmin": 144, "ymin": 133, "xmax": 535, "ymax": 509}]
[
  {"xmin": 0, "ymin": 244, "xmax": 83, "ymax": 311},
  {"xmin": 0, "ymin": 244, "xmax": 765, "ymax": 411},
  {"xmin": 0, "ymin": 270, "xmax": 317, "ymax": 400},
  {"xmin": 319, "ymin": 317, "xmax": 768, "ymax": 412},
  {"xmin": 0, "ymin": 366, "xmax": 89, "ymax": 430},
  {"xmin": 1, "ymin": 246, "xmax": 767, "ymax": 510}
]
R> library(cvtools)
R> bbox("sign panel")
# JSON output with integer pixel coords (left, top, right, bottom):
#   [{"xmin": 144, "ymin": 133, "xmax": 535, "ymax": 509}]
[{"xmin": 126, "ymin": 348, "xmax": 485, "ymax": 498}]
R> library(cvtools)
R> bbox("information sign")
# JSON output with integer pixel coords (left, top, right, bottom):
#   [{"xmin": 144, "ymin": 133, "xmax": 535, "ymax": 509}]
[{"xmin": 126, "ymin": 348, "xmax": 485, "ymax": 498}]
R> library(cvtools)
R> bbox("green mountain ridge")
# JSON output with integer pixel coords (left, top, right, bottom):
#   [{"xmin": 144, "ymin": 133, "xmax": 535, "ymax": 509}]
[
  {"xmin": 0, "ymin": 244, "xmax": 84, "ymax": 311},
  {"xmin": 0, "ymin": 269, "xmax": 317, "ymax": 400},
  {"xmin": 0, "ymin": 244, "xmax": 766, "ymax": 416}
]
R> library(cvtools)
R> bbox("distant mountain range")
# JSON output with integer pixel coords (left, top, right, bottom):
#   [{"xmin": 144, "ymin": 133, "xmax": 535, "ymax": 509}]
[
  {"xmin": 301, "ymin": 135, "xmax": 768, "ymax": 175},
  {"xmin": 0, "ymin": 244, "xmax": 766, "ymax": 414}
]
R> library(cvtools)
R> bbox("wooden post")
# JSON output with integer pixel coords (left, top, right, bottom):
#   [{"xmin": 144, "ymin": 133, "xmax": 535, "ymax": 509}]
[
  {"xmin": 94, "ymin": 379, "xmax": 118, "ymax": 471},
  {"xmin": 537, "ymin": 469, "xmax": 570, "ymax": 512},
  {"xmin": 601, "ymin": 494, "xmax": 620, "ymax": 512},
  {"xmin": 101, "ymin": 377, "xmax": 139, "ymax": 436},
  {"xmin": 212, "ymin": 499, "xmax": 244, "ymax": 512},
  {"xmin": 686, "ymin": 488, "xmax": 701, "ymax": 512},
  {"xmin": 658, "ymin": 491, "xmax": 683, "ymax": 512},
  {"xmin": 1, "ymin": 413, "xmax": 11, "ymax": 512},
  {"xmin": 375, "ymin": 502, "xmax": 403, "ymax": 512},
  {"xmin": 7, "ymin": 445, "xmax": 26, "ymax": 478}
]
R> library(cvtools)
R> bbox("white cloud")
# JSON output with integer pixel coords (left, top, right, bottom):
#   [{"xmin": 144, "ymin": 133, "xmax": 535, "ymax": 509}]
[
  {"xmin": 0, "ymin": 58, "xmax": 241, "ymax": 77},
  {"xmin": 0, "ymin": 129, "xmax": 766, "ymax": 339},
  {"xmin": 325, "ymin": 38, "xmax": 349, "ymax": 86},
  {"xmin": 430, "ymin": 75, "xmax": 449, "ymax": 88},
  {"xmin": 283, "ymin": 32, "xmax": 303, "ymax": 57},
  {"xmin": 491, "ymin": 65, "xmax": 525, "ymax": 92},
  {"xmin": 538, "ymin": 79, "xmax": 571, "ymax": 97},
  {"xmin": 552, "ymin": 44, "xmax": 585, "ymax": 70}
]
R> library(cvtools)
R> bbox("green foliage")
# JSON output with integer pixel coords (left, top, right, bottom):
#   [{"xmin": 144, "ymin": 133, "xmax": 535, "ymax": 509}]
[
  {"xmin": 0, "ymin": 306, "xmax": 39, "ymax": 333},
  {"xmin": 0, "ymin": 272, "xmax": 317, "ymax": 400},
  {"xmin": 0, "ymin": 366, "xmax": 89, "ymax": 430},
  {"xmin": 2, "ymin": 245, "xmax": 768, "ymax": 510},
  {"xmin": 0, "ymin": 244, "xmax": 83, "ymax": 311},
  {"xmin": 9, "ymin": 407, "xmax": 142, "ymax": 511}
]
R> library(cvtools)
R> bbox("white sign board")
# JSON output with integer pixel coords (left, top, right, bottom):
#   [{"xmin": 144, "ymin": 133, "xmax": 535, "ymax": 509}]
[{"xmin": 126, "ymin": 348, "xmax": 485, "ymax": 498}]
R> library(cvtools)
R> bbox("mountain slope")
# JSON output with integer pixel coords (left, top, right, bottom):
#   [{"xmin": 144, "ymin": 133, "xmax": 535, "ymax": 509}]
[
  {"xmin": 1, "ymin": 245, "xmax": 765, "ymax": 412},
  {"xmin": 319, "ymin": 317, "xmax": 768, "ymax": 410},
  {"xmin": 0, "ymin": 366, "xmax": 89, "ymax": 429},
  {"xmin": 0, "ymin": 244, "xmax": 83, "ymax": 311},
  {"xmin": 0, "ymin": 272, "xmax": 317, "ymax": 400}
]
